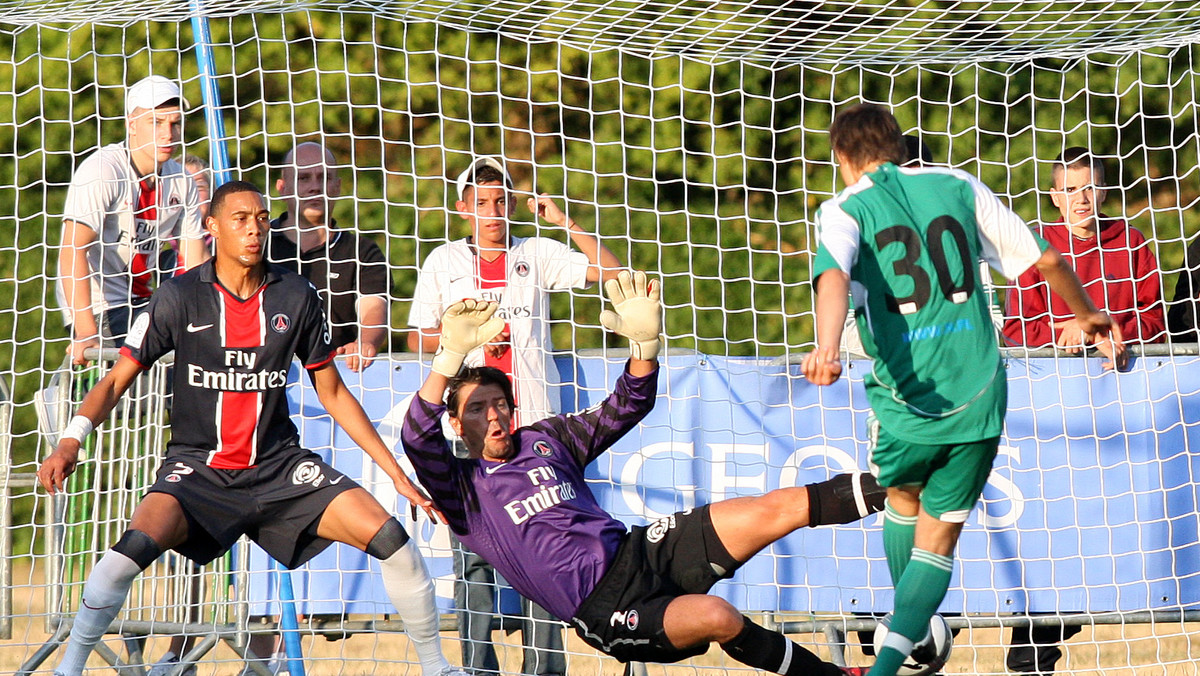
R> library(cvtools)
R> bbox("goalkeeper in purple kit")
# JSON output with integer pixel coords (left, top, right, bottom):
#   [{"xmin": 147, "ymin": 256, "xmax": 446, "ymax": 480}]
[{"xmin": 403, "ymin": 270, "xmax": 886, "ymax": 674}]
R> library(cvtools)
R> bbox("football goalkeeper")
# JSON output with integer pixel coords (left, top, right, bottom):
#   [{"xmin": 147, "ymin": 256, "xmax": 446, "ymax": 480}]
[{"xmin": 402, "ymin": 269, "xmax": 886, "ymax": 674}]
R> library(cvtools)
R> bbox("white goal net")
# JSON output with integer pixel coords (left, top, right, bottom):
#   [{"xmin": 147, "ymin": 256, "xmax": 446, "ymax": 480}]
[{"xmin": 3, "ymin": 2, "xmax": 1200, "ymax": 675}]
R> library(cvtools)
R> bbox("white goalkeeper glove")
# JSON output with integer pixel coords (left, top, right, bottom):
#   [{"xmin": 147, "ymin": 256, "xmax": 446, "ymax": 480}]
[
  {"xmin": 432, "ymin": 299, "xmax": 506, "ymax": 377},
  {"xmin": 599, "ymin": 270, "xmax": 662, "ymax": 361}
]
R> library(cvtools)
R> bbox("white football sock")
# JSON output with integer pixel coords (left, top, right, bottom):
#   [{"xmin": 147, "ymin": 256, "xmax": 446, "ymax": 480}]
[
  {"xmin": 55, "ymin": 550, "xmax": 142, "ymax": 675},
  {"xmin": 379, "ymin": 540, "xmax": 451, "ymax": 676}
]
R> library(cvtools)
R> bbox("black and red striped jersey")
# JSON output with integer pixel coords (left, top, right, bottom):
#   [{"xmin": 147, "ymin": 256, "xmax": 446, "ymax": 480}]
[{"xmin": 121, "ymin": 260, "xmax": 335, "ymax": 469}]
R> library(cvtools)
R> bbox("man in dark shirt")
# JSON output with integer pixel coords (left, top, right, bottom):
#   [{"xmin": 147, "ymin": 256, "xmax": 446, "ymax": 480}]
[
  {"xmin": 403, "ymin": 270, "xmax": 885, "ymax": 674},
  {"xmin": 1169, "ymin": 235, "xmax": 1200, "ymax": 341},
  {"xmin": 268, "ymin": 142, "xmax": 391, "ymax": 371},
  {"xmin": 38, "ymin": 181, "xmax": 461, "ymax": 676}
]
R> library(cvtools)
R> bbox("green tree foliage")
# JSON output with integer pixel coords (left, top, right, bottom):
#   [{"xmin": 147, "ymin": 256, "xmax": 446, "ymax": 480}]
[{"xmin": 1, "ymin": 13, "xmax": 1199, "ymax": 544}]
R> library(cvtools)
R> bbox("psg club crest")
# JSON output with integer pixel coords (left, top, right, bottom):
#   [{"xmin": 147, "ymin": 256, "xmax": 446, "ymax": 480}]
[
  {"xmin": 533, "ymin": 440, "xmax": 553, "ymax": 457},
  {"xmin": 514, "ymin": 261, "xmax": 530, "ymax": 277},
  {"xmin": 626, "ymin": 609, "xmax": 639, "ymax": 630},
  {"xmin": 271, "ymin": 313, "xmax": 291, "ymax": 333}
]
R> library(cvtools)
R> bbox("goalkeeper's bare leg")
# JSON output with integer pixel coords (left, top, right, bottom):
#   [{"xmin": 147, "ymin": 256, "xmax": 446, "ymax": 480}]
[{"xmin": 653, "ymin": 475, "xmax": 884, "ymax": 676}]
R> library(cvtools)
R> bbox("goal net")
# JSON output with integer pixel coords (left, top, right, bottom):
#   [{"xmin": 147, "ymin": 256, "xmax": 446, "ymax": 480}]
[{"xmin": 3, "ymin": 2, "xmax": 1200, "ymax": 675}]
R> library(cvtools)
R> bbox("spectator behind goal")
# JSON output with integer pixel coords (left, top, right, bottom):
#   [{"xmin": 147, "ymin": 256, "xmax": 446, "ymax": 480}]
[
  {"xmin": 57, "ymin": 75, "xmax": 209, "ymax": 365},
  {"xmin": 267, "ymin": 141, "xmax": 391, "ymax": 372},
  {"xmin": 1167, "ymin": 230, "xmax": 1200, "ymax": 342},
  {"xmin": 1003, "ymin": 147, "xmax": 1164, "ymax": 351}
]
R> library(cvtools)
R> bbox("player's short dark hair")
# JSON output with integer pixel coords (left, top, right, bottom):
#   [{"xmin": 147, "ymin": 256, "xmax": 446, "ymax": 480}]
[
  {"xmin": 461, "ymin": 164, "xmax": 508, "ymax": 202},
  {"xmin": 446, "ymin": 366, "xmax": 516, "ymax": 417},
  {"xmin": 1052, "ymin": 146, "xmax": 1106, "ymax": 187},
  {"xmin": 903, "ymin": 135, "xmax": 934, "ymax": 166},
  {"xmin": 829, "ymin": 103, "xmax": 907, "ymax": 170},
  {"xmin": 209, "ymin": 180, "xmax": 262, "ymax": 217},
  {"xmin": 471, "ymin": 164, "xmax": 506, "ymax": 186}
]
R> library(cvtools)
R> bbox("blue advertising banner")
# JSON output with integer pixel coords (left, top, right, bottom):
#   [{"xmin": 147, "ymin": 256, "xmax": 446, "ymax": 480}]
[{"xmin": 245, "ymin": 354, "xmax": 1200, "ymax": 616}]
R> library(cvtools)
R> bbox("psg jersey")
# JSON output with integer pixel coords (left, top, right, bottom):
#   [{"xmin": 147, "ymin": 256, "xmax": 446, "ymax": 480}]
[
  {"xmin": 121, "ymin": 260, "xmax": 335, "ymax": 469},
  {"xmin": 402, "ymin": 365, "xmax": 658, "ymax": 621}
]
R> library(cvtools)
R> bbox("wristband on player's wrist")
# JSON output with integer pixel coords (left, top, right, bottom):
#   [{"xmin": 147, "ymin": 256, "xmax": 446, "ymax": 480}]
[
  {"xmin": 62, "ymin": 415, "xmax": 94, "ymax": 444},
  {"xmin": 430, "ymin": 347, "xmax": 467, "ymax": 378}
]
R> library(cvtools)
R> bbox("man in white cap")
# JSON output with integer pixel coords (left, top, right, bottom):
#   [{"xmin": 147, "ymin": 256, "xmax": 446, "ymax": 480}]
[
  {"xmin": 407, "ymin": 157, "xmax": 622, "ymax": 676},
  {"xmin": 57, "ymin": 74, "xmax": 210, "ymax": 366}
]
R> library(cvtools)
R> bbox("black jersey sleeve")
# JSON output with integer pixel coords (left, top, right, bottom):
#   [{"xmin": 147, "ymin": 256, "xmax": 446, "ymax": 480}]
[
  {"xmin": 357, "ymin": 237, "xmax": 393, "ymax": 297},
  {"xmin": 296, "ymin": 279, "xmax": 336, "ymax": 370},
  {"xmin": 119, "ymin": 282, "xmax": 179, "ymax": 369}
]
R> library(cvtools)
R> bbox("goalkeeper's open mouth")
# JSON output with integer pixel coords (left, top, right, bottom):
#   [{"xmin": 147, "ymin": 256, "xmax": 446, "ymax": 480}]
[{"xmin": 487, "ymin": 422, "xmax": 509, "ymax": 441}]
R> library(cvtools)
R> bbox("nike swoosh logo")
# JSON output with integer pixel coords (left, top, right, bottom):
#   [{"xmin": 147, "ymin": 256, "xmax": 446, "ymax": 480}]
[
  {"xmin": 186, "ymin": 322, "xmax": 214, "ymax": 333},
  {"xmin": 485, "ymin": 464, "xmax": 503, "ymax": 474},
  {"xmin": 329, "ymin": 475, "xmax": 345, "ymax": 485}
]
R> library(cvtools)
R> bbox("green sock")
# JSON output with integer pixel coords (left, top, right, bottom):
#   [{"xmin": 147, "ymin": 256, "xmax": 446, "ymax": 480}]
[
  {"xmin": 869, "ymin": 548, "xmax": 954, "ymax": 676},
  {"xmin": 882, "ymin": 503, "xmax": 917, "ymax": 585}
]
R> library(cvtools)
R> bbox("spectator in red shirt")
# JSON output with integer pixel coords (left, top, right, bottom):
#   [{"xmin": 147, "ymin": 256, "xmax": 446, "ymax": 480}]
[{"xmin": 1003, "ymin": 147, "xmax": 1164, "ymax": 349}]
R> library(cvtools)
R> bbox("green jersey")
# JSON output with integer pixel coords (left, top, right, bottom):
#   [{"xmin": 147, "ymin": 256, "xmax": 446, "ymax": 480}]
[{"xmin": 813, "ymin": 163, "xmax": 1047, "ymax": 444}]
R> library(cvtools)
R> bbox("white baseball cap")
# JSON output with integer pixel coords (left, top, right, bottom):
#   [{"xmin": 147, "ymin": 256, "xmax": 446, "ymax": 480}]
[
  {"xmin": 125, "ymin": 75, "xmax": 189, "ymax": 118},
  {"xmin": 455, "ymin": 156, "xmax": 513, "ymax": 201}
]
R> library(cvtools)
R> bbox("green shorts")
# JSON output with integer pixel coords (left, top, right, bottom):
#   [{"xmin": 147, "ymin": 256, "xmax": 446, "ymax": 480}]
[{"xmin": 866, "ymin": 416, "xmax": 998, "ymax": 523}]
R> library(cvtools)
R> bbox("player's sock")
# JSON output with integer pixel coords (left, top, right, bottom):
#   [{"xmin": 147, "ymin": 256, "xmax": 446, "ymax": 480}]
[
  {"xmin": 55, "ymin": 550, "xmax": 143, "ymax": 675},
  {"xmin": 721, "ymin": 616, "xmax": 841, "ymax": 676},
  {"xmin": 868, "ymin": 549, "xmax": 953, "ymax": 676},
  {"xmin": 806, "ymin": 472, "xmax": 887, "ymax": 527},
  {"xmin": 882, "ymin": 503, "xmax": 917, "ymax": 584},
  {"xmin": 378, "ymin": 539, "xmax": 453, "ymax": 676}
]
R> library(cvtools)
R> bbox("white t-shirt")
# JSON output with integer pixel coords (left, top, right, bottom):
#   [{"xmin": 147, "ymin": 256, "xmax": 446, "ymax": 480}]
[
  {"xmin": 408, "ymin": 236, "xmax": 590, "ymax": 424},
  {"xmin": 57, "ymin": 142, "xmax": 204, "ymax": 327}
]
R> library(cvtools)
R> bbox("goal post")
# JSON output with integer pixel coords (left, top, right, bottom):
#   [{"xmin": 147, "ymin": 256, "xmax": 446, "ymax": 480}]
[{"xmin": 3, "ymin": 3, "xmax": 1200, "ymax": 675}]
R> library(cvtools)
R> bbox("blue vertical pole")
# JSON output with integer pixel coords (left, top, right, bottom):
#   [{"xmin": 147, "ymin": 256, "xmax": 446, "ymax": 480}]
[
  {"xmin": 187, "ymin": 10, "xmax": 305, "ymax": 676},
  {"xmin": 275, "ymin": 564, "xmax": 305, "ymax": 676},
  {"xmin": 188, "ymin": 11, "xmax": 233, "ymax": 188}
]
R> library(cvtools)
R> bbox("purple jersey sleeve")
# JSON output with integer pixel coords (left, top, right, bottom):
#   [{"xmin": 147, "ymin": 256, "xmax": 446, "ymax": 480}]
[
  {"xmin": 401, "ymin": 395, "xmax": 472, "ymax": 534},
  {"xmin": 531, "ymin": 364, "xmax": 659, "ymax": 466}
]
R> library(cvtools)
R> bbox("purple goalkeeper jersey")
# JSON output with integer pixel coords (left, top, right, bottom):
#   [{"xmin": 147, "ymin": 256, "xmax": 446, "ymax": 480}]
[{"xmin": 402, "ymin": 365, "xmax": 658, "ymax": 621}]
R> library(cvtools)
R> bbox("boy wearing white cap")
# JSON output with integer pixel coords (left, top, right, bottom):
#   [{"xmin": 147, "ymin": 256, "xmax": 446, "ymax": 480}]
[
  {"xmin": 409, "ymin": 157, "xmax": 623, "ymax": 422},
  {"xmin": 57, "ymin": 74, "xmax": 210, "ymax": 365},
  {"xmin": 407, "ymin": 157, "xmax": 623, "ymax": 676}
]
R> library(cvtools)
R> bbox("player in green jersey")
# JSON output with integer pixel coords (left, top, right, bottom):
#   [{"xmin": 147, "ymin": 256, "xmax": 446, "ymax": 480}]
[{"xmin": 802, "ymin": 103, "xmax": 1124, "ymax": 676}]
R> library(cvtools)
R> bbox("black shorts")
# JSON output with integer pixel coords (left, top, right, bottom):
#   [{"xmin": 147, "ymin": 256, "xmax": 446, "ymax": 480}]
[
  {"xmin": 146, "ymin": 448, "xmax": 359, "ymax": 568},
  {"xmin": 570, "ymin": 505, "xmax": 742, "ymax": 663}
]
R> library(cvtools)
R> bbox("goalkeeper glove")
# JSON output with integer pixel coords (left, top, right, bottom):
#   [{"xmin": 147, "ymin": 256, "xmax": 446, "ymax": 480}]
[
  {"xmin": 599, "ymin": 270, "xmax": 662, "ymax": 361},
  {"xmin": 432, "ymin": 299, "xmax": 506, "ymax": 377}
]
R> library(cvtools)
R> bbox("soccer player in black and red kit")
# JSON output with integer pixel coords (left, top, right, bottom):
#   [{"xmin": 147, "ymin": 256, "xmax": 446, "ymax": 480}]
[{"xmin": 38, "ymin": 181, "xmax": 463, "ymax": 676}]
